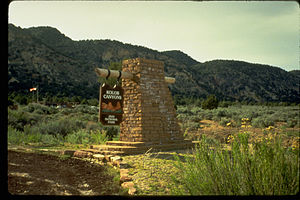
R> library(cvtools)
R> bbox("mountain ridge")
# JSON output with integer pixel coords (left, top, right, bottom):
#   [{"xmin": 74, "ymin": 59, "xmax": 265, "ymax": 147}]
[{"xmin": 8, "ymin": 24, "xmax": 300, "ymax": 102}]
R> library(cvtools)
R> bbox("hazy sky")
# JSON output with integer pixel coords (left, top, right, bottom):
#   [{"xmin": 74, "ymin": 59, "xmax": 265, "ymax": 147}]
[{"xmin": 8, "ymin": 1, "xmax": 299, "ymax": 71}]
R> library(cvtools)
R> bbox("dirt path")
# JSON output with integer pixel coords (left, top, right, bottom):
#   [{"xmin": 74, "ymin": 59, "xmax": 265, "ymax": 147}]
[{"xmin": 8, "ymin": 150, "xmax": 122, "ymax": 195}]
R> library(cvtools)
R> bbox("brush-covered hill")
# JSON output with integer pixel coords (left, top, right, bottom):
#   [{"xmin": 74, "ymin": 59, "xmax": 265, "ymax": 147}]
[
  {"xmin": 189, "ymin": 60, "xmax": 299, "ymax": 102},
  {"xmin": 8, "ymin": 23, "xmax": 300, "ymax": 102},
  {"xmin": 289, "ymin": 70, "xmax": 300, "ymax": 78}
]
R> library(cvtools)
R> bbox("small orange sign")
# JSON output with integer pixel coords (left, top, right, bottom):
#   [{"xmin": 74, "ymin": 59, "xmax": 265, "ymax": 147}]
[{"xmin": 29, "ymin": 88, "xmax": 37, "ymax": 92}]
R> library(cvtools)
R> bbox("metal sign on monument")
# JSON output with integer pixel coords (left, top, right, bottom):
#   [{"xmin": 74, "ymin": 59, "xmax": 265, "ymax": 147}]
[{"xmin": 99, "ymin": 83, "xmax": 124, "ymax": 125}]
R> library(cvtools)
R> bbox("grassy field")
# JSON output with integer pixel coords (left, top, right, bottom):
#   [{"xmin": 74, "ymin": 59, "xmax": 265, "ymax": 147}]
[{"xmin": 7, "ymin": 103, "xmax": 300, "ymax": 195}]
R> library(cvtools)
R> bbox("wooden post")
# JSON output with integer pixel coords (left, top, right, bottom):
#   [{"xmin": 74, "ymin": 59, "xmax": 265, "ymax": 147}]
[
  {"xmin": 36, "ymin": 86, "xmax": 39, "ymax": 103},
  {"xmin": 94, "ymin": 68, "xmax": 175, "ymax": 84}
]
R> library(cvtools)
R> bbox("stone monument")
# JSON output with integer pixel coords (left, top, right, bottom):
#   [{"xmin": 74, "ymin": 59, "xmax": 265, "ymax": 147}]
[{"xmin": 95, "ymin": 58, "xmax": 193, "ymax": 155}]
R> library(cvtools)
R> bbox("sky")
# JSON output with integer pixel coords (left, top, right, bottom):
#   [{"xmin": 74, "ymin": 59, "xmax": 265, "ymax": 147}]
[{"xmin": 8, "ymin": 1, "xmax": 299, "ymax": 71}]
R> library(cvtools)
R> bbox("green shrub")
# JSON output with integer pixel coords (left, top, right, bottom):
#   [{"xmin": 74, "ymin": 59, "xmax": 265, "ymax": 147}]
[
  {"xmin": 251, "ymin": 117, "xmax": 263, "ymax": 128},
  {"xmin": 7, "ymin": 125, "xmax": 62, "ymax": 146},
  {"xmin": 60, "ymin": 108, "xmax": 74, "ymax": 115},
  {"xmin": 252, "ymin": 116, "xmax": 275, "ymax": 128},
  {"xmin": 14, "ymin": 95, "xmax": 28, "ymax": 105},
  {"xmin": 8, "ymin": 109, "xmax": 32, "ymax": 131},
  {"xmin": 40, "ymin": 134, "xmax": 62, "ymax": 146},
  {"xmin": 264, "ymin": 116, "xmax": 275, "ymax": 127},
  {"xmin": 190, "ymin": 106, "xmax": 202, "ymax": 114},
  {"xmin": 186, "ymin": 121, "xmax": 201, "ymax": 131},
  {"xmin": 219, "ymin": 117, "xmax": 232, "ymax": 127},
  {"xmin": 190, "ymin": 115, "xmax": 201, "ymax": 123},
  {"xmin": 25, "ymin": 132, "xmax": 43, "ymax": 143},
  {"xmin": 212, "ymin": 115, "xmax": 221, "ymax": 122},
  {"xmin": 65, "ymin": 129, "xmax": 90, "ymax": 144},
  {"xmin": 74, "ymin": 113, "xmax": 97, "ymax": 122},
  {"xmin": 202, "ymin": 111, "xmax": 213, "ymax": 120},
  {"xmin": 85, "ymin": 122, "xmax": 103, "ymax": 132},
  {"xmin": 8, "ymin": 104, "xmax": 55, "ymax": 131},
  {"xmin": 31, "ymin": 117, "xmax": 85, "ymax": 137},
  {"xmin": 87, "ymin": 99, "xmax": 98, "ymax": 106},
  {"xmin": 8, "ymin": 126, "xmax": 24, "ymax": 145},
  {"xmin": 103, "ymin": 126, "xmax": 120, "ymax": 140},
  {"xmin": 74, "ymin": 105, "xmax": 98, "ymax": 115},
  {"xmin": 216, "ymin": 109, "xmax": 228, "ymax": 117},
  {"xmin": 90, "ymin": 130, "xmax": 109, "ymax": 144},
  {"xmin": 287, "ymin": 118, "xmax": 299, "ymax": 128},
  {"xmin": 65, "ymin": 129, "xmax": 108, "ymax": 144},
  {"xmin": 219, "ymin": 101, "xmax": 231, "ymax": 108},
  {"xmin": 177, "ymin": 106, "xmax": 193, "ymax": 115},
  {"xmin": 23, "ymin": 103, "xmax": 57, "ymax": 114},
  {"xmin": 171, "ymin": 133, "xmax": 299, "ymax": 195},
  {"xmin": 177, "ymin": 113, "xmax": 187, "ymax": 122},
  {"xmin": 8, "ymin": 97, "xmax": 14, "ymax": 106}
]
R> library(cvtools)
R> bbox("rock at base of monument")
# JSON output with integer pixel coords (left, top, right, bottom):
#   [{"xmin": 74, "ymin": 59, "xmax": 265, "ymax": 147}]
[
  {"xmin": 121, "ymin": 181, "xmax": 136, "ymax": 195},
  {"xmin": 120, "ymin": 175, "xmax": 133, "ymax": 183},
  {"xmin": 93, "ymin": 154, "xmax": 105, "ymax": 161},
  {"xmin": 111, "ymin": 156, "xmax": 123, "ymax": 162},
  {"xmin": 119, "ymin": 161, "xmax": 130, "ymax": 169},
  {"xmin": 73, "ymin": 150, "xmax": 92, "ymax": 158},
  {"xmin": 62, "ymin": 150, "xmax": 76, "ymax": 156}
]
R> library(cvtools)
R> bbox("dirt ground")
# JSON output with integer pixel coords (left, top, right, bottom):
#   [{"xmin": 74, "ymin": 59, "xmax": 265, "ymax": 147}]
[{"xmin": 7, "ymin": 150, "xmax": 122, "ymax": 195}]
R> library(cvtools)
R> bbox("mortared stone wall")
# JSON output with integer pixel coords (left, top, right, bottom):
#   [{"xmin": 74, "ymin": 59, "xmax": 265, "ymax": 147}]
[{"xmin": 120, "ymin": 58, "xmax": 183, "ymax": 143}]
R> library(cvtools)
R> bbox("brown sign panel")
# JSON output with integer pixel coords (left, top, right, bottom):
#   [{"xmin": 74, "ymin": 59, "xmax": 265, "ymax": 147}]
[{"xmin": 99, "ymin": 84, "xmax": 124, "ymax": 125}]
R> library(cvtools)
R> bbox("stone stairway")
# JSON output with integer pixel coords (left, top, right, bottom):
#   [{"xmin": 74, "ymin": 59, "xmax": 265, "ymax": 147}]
[{"xmin": 90, "ymin": 140, "xmax": 197, "ymax": 156}]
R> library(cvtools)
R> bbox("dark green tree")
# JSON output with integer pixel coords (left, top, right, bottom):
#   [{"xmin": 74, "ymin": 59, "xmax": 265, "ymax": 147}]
[
  {"xmin": 202, "ymin": 95, "xmax": 219, "ymax": 110},
  {"xmin": 8, "ymin": 97, "xmax": 14, "ymax": 106},
  {"xmin": 81, "ymin": 98, "xmax": 88, "ymax": 104},
  {"xmin": 87, "ymin": 98, "xmax": 98, "ymax": 106},
  {"xmin": 14, "ymin": 94, "xmax": 28, "ymax": 105},
  {"xmin": 71, "ymin": 96, "xmax": 81, "ymax": 103}
]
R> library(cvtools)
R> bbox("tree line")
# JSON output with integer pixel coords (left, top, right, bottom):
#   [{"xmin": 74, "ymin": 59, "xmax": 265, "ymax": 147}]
[
  {"xmin": 8, "ymin": 92, "xmax": 99, "ymax": 107},
  {"xmin": 8, "ymin": 91, "xmax": 299, "ymax": 110}
]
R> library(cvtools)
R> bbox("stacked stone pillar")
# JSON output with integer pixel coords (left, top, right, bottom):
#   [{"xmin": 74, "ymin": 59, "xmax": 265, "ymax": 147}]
[
  {"xmin": 120, "ymin": 58, "xmax": 183, "ymax": 143},
  {"xmin": 99, "ymin": 58, "xmax": 193, "ymax": 154}
]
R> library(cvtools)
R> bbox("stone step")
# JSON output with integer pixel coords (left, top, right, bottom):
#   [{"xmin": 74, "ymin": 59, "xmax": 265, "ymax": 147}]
[
  {"xmin": 105, "ymin": 141, "xmax": 147, "ymax": 147},
  {"xmin": 90, "ymin": 145, "xmax": 103, "ymax": 149},
  {"xmin": 151, "ymin": 143, "xmax": 194, "ymax": 151},
  {"xmin": 99, "ymin": 142, "xmax": 195, "ymax": 154},
  {"xmin": 65, "ymin": 140, "xmax": 198, "ymax": 157},
  {"xmin": 98, "ymin": 150, "xmax": 127, "ymax": 156},
  {"xmin": 80, "ymin": 148, "xmax": 102, "ymax": 154},
  {"xmin": 106, "ymin": 140, "xmax": 193, "ymax": 146},
  {"xmin": 99, "ymin": 145, "xmax": 143, "ymax": 151},
  {"xmin": 87, "ymin": 140, "xmax": 197, "ymax": 156}
]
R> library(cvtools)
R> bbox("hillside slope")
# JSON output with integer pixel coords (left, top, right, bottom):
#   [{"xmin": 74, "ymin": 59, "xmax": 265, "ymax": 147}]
[
  {"xmin": 8, "ymin": 24, "xmax": 300, "ymax": 102},
  {"xmin": 189, "ymin": 60, "xmax": 299, "ymax": 102}
]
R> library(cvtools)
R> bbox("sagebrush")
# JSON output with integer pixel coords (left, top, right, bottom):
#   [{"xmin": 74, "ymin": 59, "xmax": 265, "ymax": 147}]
[{"xmin": 171, "ymin": 133, "xmax": 299, "ymax": 195}]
